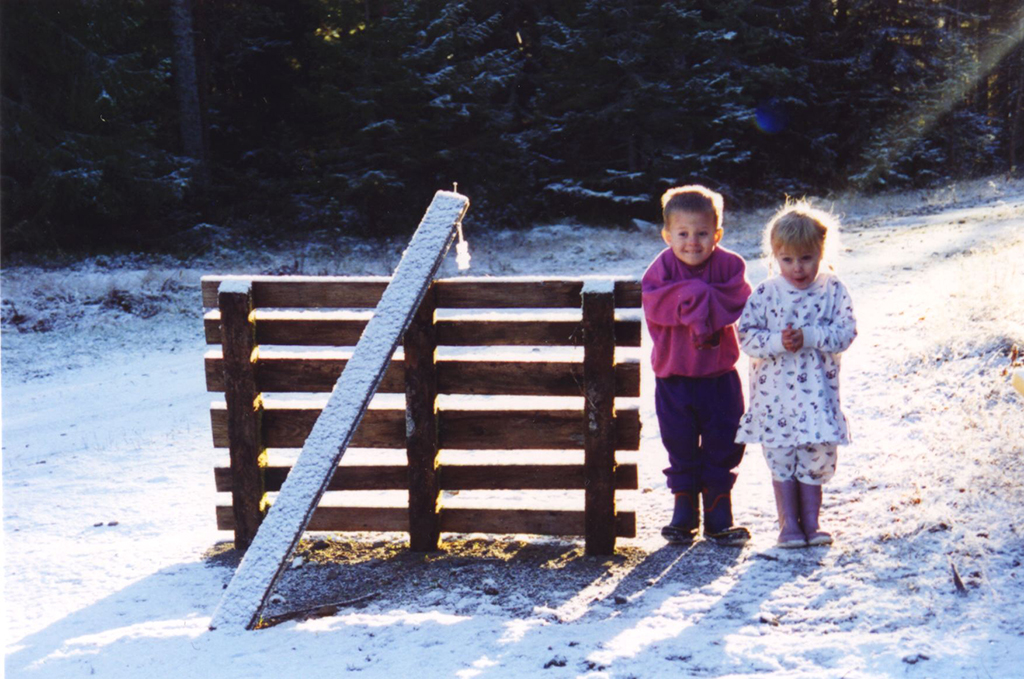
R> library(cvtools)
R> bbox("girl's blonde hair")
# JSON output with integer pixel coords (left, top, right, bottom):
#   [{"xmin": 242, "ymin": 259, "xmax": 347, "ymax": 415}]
[{"xmin": 763, "ymin": 199, "xmax": 841, "ymax": 264}]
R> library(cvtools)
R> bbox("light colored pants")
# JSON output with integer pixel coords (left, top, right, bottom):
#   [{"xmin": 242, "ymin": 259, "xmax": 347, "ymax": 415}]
[{"xmin": 761, "ymin": 442, "xmax": 838, "ymax": 485}]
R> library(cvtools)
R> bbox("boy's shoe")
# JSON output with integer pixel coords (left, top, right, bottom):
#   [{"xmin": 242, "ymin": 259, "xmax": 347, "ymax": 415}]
[
  {"xmin": 798, "ymin": 482, "xmax": 833, "ymax": 546},
  {"xmin": 772, "ymin": 479, "xmax": 808, "ymax": 549},
  {"xmin": 661, "ymin": 489, "xmax": 699, "ymax": 544},
  {"xmin": 701, "ymin": 487, "xmax": 750, "ymax": 546}
]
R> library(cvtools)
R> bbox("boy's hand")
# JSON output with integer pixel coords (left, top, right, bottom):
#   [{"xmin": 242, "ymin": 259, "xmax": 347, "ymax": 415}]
[
  {"xmin": 782, "ymin": 325, "xmax": 804, "ymax": 352},
  {"xmin": 693, "ymin": 329, "xmax": 722, "ymax": 349}
]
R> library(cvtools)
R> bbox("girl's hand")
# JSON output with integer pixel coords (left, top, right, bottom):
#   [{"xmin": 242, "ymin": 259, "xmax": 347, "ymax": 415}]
[{"xmin": 782, "ymin": 325, "xmax": 804, "ymax": 352}]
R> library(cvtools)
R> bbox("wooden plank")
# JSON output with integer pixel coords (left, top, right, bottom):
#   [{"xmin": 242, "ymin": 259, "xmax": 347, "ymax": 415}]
[
  {"xmin": 211, "ymin": 404, "xmax": 642, "ymax": 450},
  {"xmin": 435, "ymin": 279, "xmax": 642, "ymax": 309},
  {"xmin": 404, "ymin": 286, "xmax": 441, "ymax": 551},
  {"xmin": 210, "ymin": 190, "xmax": 470, "ymax": 632},
  {"xmin": 206, "ymin": 353, "xmax": 641, "ymax": 398},
  {"xmin": 215, "ymin": 465, "xmax": 409, "ymax": 491},
  {"xmin": 582, "ymin": 284, "xmax": 617, "ymax": 555},
  {"xmin": 437, "ymin": 280, "xmax": 586, "ymax": 308},
  {"xmin": 218, "ymin": 282, "xmax": 266, "ymax": 550},
  {"xmin": 436, "ymin": 318, "xmax": 642, "ymax": 347},
  {"xmin": 439, "ymin": 409, "xmax": 641, "ymax": 450},
  {"xmin": 441, "ymin": 463, "xmax": 639, "ymax": 490},
  {"xmin": 438, "ymin": 359, "xmax": 640, "ymax": 396},
  {"xmin": 216, "ymin": 506, "xmax": 636, "ymax": 537},
  {"xmin": 205, "ymin": 353, "xmax": 404, "ymax": 393},
  {"xmin": 214, "ymin": 463, "xmax": 640, "ymax": 492},
  {"xmin": 216, "ymin": 505, "xmax": 409, "ymax": 532},
  {"xmin": 203, "ymin": 276, "xmax": 642, "ymax": 311},
  {"xmin": 205, "ymin": 312, "xmax": 641, "ymax": 348},
  {"xmin": 202, "ymin": 276, "xmax": 390, "ymax": 310},
  {"xmin": 261, "ymin": 355, "xmax": 405, "ymax": 393},
  {"xmin": 440, "ymin": 508, "xmax": 636, "ymax": 537},
  {"xmin": 204, "ymin": 311, "xmax": 371, "ymax": 346},
  {"xmin": 211, "ymin": 404, "xmax": 406, "ymax": 449}
]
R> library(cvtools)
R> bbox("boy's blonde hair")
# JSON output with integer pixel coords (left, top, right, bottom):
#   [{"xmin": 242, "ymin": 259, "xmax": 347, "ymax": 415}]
[
  {"xmin": 661, "ymin": 185, "xmax": 724, "ymax": 231},
  {"xmin": 764, "ymin": 199, "xmax": 840, "ymax": 260}
]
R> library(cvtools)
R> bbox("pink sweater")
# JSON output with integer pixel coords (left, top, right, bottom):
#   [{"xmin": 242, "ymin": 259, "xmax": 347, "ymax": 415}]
[{"xmin": 642, "ymin": 246, "xmax": 752, "ymax": 379}]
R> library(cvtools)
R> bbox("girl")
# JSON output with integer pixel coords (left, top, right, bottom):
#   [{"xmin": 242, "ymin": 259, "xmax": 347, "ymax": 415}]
[{"xmin": 736, "ymin": 200, "xmax": 857, "ymax": 548}]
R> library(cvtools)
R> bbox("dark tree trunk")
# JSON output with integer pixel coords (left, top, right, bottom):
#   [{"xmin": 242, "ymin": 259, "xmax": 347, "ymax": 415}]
[{"xmin": 170, "ymin": 0, "xmax": 209, "ymax": 189}]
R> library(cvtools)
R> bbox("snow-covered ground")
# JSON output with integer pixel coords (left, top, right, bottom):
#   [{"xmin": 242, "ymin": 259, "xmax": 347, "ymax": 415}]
[{"xmin": 4, "ymin": 177, "xmax": 1024, "ymax": 678}]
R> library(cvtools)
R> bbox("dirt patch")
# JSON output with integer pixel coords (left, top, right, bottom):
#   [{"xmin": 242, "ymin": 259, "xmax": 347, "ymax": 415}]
[{"xmin": 205, "ymin": 533, "xmax": 753, "ymax": 627}]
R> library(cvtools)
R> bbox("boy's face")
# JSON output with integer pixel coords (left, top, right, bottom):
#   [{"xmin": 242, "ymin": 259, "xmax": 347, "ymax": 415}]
[
  {"xmin": 775, "ymin": 246, "xmax": 821, "ymax": 289},
  {"xmin": 662, "ymin": 210, "xmax": 722, "ymax": 268}
]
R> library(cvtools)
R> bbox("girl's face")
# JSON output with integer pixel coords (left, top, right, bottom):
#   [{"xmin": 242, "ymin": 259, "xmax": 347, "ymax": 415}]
[
  {"xmin": 662, "ymin": 210, "xmax": 722, "ymax": 268},
  {"xmin": 775, "ymin": 246, "xmax": 821, "ymax": 289}
]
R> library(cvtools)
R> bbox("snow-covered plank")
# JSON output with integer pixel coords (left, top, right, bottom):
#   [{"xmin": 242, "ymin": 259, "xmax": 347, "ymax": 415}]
[
  {"xmin": 213, "ymin": 505, "xmax": 638, "ymax": 538},
  {"xmin": 205, "ymin": 353, "xmax": 641, "ymax": 397},
  {"xmin": 213, "ymin": 462, "xmax": 640, "ymax": 493},
  {"xmin": 201, "ymin": 275, "xmax": 642, "ymax": 309},
  {"xmin": 435, "ymin": 277, "xmax": 641, "ymax": 309},
  {"xmin": 209, "ymin": 403, "xmax": 642, "ymax": 450},
  {"xmin": 201, "ymin": 275, "xmax": 392, "ymax": 308},
  {"xmin": 209, "ymin": 190, "xmax": 469, "ymax": 631},
  {"xmin": 202, "ymin": 310, "xmax": 644, "ymax": 346}
]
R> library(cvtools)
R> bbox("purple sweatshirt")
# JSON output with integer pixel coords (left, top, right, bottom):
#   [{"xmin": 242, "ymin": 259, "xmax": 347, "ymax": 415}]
[{"xmin": 642, "ymin": 246, "xmax": 752, "ymax": 379}]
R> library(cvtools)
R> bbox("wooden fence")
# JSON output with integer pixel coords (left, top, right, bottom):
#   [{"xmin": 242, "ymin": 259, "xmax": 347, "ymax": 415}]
[{"xmin": 202, "ymin": 275, "xmax": 642, "ymax": 554}]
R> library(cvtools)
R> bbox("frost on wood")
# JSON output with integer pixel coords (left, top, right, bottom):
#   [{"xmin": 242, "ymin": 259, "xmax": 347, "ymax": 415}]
[
  {"xmin": 581, "ymin": 277, "xmax": 616, "ymax": 295},
  {"xmin": 210, "ymin": 190, "xmax": 469, "ymax": 631},
  {"xmin": 217, "ymin": 279, "xmax": 254, "ymax": 296}
]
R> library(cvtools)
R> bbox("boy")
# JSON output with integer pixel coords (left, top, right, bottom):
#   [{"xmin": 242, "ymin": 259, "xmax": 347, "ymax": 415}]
[{"xmin": 642, "ymin": 185, "xmax": 752, "ymax": 545}]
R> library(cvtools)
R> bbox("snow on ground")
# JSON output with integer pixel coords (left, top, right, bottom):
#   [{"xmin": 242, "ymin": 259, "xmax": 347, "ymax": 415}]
[{"xmin": 3, "ymin": 177, "xmax": 1024, "ymax": 678}]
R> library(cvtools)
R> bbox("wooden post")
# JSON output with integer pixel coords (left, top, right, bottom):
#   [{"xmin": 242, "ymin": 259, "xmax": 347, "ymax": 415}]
[
  {"xmin": 582, "ymin": 281, "xmax": 617, "ymax": 555},
  {"xmin": 219, "ymin": 280, "xmax": 265, "ymax": 550},
  {"xmin": 404, "ymin": 285, "xmax": 441, "ymax": 551}
]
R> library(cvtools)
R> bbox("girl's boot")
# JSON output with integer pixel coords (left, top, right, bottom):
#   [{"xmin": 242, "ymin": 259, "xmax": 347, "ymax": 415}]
[
  {"xmin": 772, "ymin": 479, "xmax": 807, "ymax": 548},
  {"xmin": 798, "ymin": 482, "xmax": 833, "ymax": 546},
  {"xmin": 701, "ymin": 487, "xmax": 751, "ymax": 546},
  {"xmin": 661, "ymin": 488, "xmax": 699, "ymax": 544}
]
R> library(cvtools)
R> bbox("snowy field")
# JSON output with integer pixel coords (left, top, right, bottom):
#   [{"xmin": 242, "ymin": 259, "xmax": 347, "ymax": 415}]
[{"xmin": 3, "ymin": 177, "xmax": 1024, "ymax": 678}]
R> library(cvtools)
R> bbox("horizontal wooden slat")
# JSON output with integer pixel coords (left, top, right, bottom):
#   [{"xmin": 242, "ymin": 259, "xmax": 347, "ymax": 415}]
[
  {"xmin": 216, "ymin": 505, "xmax": 636, "ymax": 537},
  {"xmin": 202, "ymin": 276, "xmax": 641, "ymax": 310},
  {"xmin": 205, "ymin": 354, "xmax": 404, "ymax": 393},
  {"xmin": 211, "ymin": 406, "xmax": 407, "ymax": 449},
  {"xmin": 436, "ymin": 318, "xmax": 642, "ymax": 347},
  {"xmin": 206, "ymin": 353, "xmax": 641, "ymax": 397},
  {"xmin": 214, "ymin": 465, "xmax": 407, "ymax": 492},
  {"xmin": 217, "ymin": 505, "xmax": 409, "ymax": 532},
  {"xmin": 202, "ymin": 276, "xmax": 391, "ymax": 309},
  {"xmin": 204, "ymin": 312, "xmax": 642, "ymax": 347},
  {"xmin": 214, "ymin": 463, "xmax": 639, "ymax": 492},
  {"xmin": 441, "ymin": 508, "xmax": 636, "ymax": 537},
  {"xmin": 437, "ymin": 410, "xmax": 640, "ymax": 450},
  {"xmin": 435, "ymin": 279, "xmax": 642, "ymax": 309},
  {"xmin": 210, "ymin": 404, "xmax": 641, "ymax": 450},
  {"xmin": 439, "ymin": 359, "xmax": 640, "ymax": 396}
]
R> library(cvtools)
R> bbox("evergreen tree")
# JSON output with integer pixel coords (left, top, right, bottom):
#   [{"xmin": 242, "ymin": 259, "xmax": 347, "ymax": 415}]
[{"xmin": 1, "ymin": 1, "xmax": 186, "ymax": 251}]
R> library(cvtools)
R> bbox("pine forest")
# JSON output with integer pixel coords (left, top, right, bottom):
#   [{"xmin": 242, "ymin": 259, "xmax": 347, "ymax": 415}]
[{"xmin": 2, "ymin": 0, "xmax": 1022, "ymax": 252}]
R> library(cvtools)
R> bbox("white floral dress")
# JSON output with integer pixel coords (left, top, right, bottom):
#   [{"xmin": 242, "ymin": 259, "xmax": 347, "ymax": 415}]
[{"xmin": 735, "ymin": 272, "xmax": 857, "ymax": 447}]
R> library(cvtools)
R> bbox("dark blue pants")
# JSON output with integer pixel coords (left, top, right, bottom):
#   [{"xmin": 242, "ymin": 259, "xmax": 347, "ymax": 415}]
[{"xmin": 655, "ymin": 370, "xmax": 745, "ymax": 493}]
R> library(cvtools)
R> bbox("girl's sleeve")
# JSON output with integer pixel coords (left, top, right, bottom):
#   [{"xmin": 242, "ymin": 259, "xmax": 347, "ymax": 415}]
[
  {"xmin": 804, "ymin": 278, "xmax": 857, "ymax": 353},
  {"xmin": 737, "ymin": 284, "xmax": 786, "ymax": 358}
]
